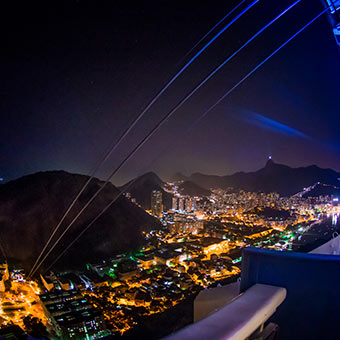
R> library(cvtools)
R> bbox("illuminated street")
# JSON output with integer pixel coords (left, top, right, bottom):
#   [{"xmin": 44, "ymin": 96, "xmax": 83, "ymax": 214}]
[{"xmin": 0, "ymin": 273, "xmax": 49, "ymax": 331}]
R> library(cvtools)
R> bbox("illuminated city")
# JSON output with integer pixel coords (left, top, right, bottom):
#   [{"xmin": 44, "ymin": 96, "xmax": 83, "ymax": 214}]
[{"xmin": 1, "ymin": 0, "xmax": 340, "ymax": 339}]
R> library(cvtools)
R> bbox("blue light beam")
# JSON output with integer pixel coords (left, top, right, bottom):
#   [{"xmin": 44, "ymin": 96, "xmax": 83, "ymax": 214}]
[{"xmin": 240, "ymin": 109, "xmax": 308, "ymax": 138}]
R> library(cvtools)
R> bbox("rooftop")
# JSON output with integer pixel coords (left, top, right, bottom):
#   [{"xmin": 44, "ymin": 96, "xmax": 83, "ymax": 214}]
[{"xmin": 163, "ymin": 235, "xmax": 340, "ymax": 340}]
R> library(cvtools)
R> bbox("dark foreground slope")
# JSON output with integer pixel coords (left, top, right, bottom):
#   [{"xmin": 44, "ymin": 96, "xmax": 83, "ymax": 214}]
[{"xmin": 0, "ymin": 171, "xmax": 161, "ymax": 272}]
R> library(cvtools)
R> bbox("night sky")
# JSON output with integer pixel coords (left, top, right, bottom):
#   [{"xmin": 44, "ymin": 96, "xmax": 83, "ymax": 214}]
[{"xmin": 1, "ymin": 0, "xmax": 340, "ymax": 185}]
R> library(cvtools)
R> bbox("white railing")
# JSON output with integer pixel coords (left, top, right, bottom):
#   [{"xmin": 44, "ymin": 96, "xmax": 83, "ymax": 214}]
[
  {"xmin": 194, "ymin": 281, "xmax": 240, "ymax": 322},
  {"xmin": 163, "ymin": 284, "xmax": 286, "ymax": 340},
  {"xmin": 310, "ymin": 233, "xmax": 340, "ymax": 255}
]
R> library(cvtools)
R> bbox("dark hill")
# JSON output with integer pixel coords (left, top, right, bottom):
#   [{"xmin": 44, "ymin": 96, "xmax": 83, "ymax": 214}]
[
  {"xmin": 171, "ymin": 172, "xmax": 188, "ymax": 182},
  {"xmin": 0, "ymin": 171, "xmax": 161, "ymax": 272},
  {"xmin": 303, "ymin": 183, "xmax": 340, "ymax": 198},
  {"xmin": 178, "ymin": 181, "xmax": 211, "ymax": 197},
  {"xmin": 119, "ymin": 172, "xmax": 173, "ymax": 210},
  {"xmin": 178, "ymin": 160, "xmax": 340, "ymax": 196},
  {"xmin": 244, "ymin": 207, "xmax": 291, "ymax": 219}
]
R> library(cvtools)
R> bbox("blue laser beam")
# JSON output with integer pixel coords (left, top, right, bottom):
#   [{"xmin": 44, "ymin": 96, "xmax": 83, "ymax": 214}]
[
  {"xmin": 180, "ymin": 0, "xmax": 301, "ymax": 134},
  {"xmin": 194, "ymin": 7, "xmax": 330, "ymax": 125},
  {"xmin": 182, "ymin": 0, "xmax": 248, "ymax": 59}
]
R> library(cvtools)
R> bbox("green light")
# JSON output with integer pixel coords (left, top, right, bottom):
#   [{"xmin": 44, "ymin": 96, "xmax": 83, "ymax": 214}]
[{"xmin": 84, "ymin": 324, "xmax": 90, "ymax": 340}]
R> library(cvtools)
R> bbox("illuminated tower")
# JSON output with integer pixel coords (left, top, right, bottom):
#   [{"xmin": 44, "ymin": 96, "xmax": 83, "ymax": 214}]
[
  {"xmin": 172, "ymin": 197, "xmax": 179, "ymax": 211},
  {"xmin": 186, "ymin": 198, "xmax": 193, "ymax": 213},
  {"xmin": 178, "ymin": 198, "xmax": 184, "ymax": 212},
  {"xmin": 151, "ymin": 190, "xmax": 163, "ymax": 217}
]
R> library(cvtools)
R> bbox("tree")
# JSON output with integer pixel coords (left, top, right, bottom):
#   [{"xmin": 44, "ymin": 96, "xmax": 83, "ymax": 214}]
[{"xmin": 22, "ymin": 316, "xmax": 49, "ymax": 339}]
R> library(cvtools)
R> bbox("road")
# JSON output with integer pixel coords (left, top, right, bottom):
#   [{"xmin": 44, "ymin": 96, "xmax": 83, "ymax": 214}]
[{"xmin": 293, "ymin": 214, "xmax": 340, "ymax": 252}]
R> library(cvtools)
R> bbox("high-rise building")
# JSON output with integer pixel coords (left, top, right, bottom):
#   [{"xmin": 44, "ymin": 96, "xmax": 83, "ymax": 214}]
[
  {"xmin": 169, "ymin": 220, "xmax": 204, "ymax": 235},
  {"xmin": 172, "ymin": 197, "xmax": 178, "ymax": 210},
  {"xmin": 186, "ymin": 198, "xmax": 193, "ymax": 213},
  {"xmin": 178, "ymin": 198, "xmax": 184, "ymax": 211},
  {"xmin": 151, "ymin": 190, "xmax": 163, "ymax": 217},
  {"xmin": 40, "ymin": 290, "xmax": 108, "ymax": 339},
  {"xmin": 0, "ymin": 262, "xmax": 9, "ymax": 292},
  {"xmin": 0, "ymin": 262, "xmax": 9, "ymax": 281}
]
